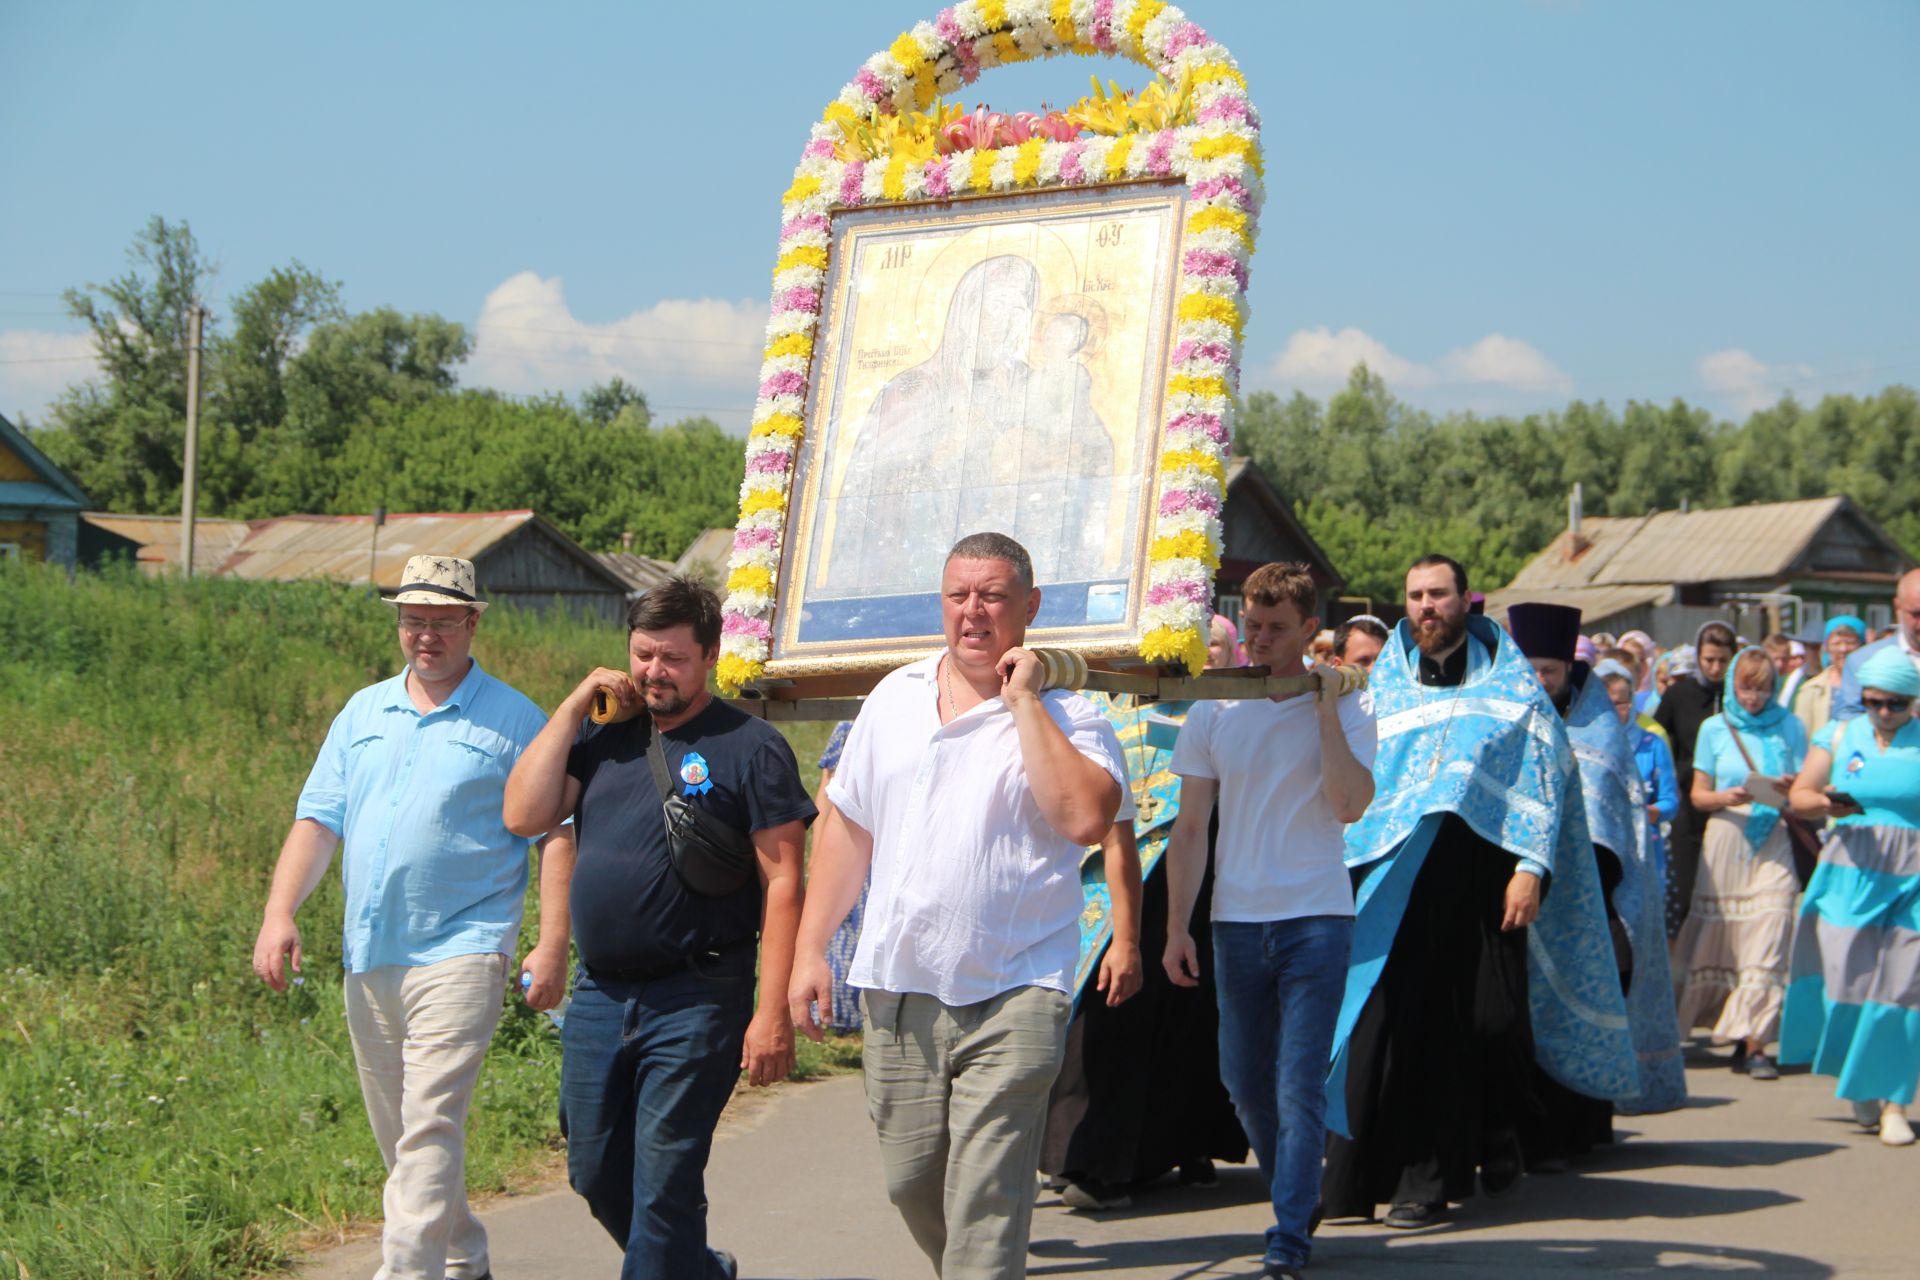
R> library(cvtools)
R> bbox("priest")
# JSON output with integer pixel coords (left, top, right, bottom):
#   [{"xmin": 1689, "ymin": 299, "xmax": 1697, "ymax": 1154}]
[
  {"xmin": 1322, "ymin": 558, "xmax": 1638, "ymax": 1229},
  {"xmin": 1509, "ymin": 603, "xmax": 1686, "ymax": 1169}
]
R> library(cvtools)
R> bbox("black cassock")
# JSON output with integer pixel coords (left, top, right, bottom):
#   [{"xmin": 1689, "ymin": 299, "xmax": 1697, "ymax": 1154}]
[
  {"xmin": 1039, "ymin": 814, "xmax": 1248, "ymax": 1187},
  {"xmin": 1321, "ymin": 814, "xmax": 1543, "ymax": 1215}
]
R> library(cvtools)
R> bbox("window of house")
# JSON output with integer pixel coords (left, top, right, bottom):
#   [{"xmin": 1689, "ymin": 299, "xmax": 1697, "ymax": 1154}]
[
  {"xmin": 1867, "ymin": 604, "xmax": 1893, "ymax": 634},
  {"xmin": 0, "ymin": 543, "xmax": 19, "ymax": 561}
]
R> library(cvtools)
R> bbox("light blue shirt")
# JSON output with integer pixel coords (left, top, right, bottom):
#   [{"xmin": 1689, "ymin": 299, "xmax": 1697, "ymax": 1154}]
[{"xmin": 296, "ymin": 660, "xmax": 551, "ymax": 973}]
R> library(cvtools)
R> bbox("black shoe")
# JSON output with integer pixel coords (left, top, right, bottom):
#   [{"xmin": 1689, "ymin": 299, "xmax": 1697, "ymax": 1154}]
[
  {"xmin": 1260, "ymin": 1265, "xmax": 1305, "ymax": 1280},
  {"xmin": 1178, "ymin": 1159, "xmax": 1219, "ymax": 1187},
  {"xmin": 1384, "ymin": 1201, "xmax": 1448, "ymax": 1229},
  {"xmin": 710, "ymin": 1248, "xmax": 738, "ymax": 1280},
  {"xmin": 1480, "ymin": 1134, "xmax": 1523, "ymax": 1198},
  {"xmin": 448, "ymin": 1274, "xmax": 492, "ymax": 1280},
  {"xmin": 1746, "ymin": 1052, "xmax": 1780, "ymax": 1081}
]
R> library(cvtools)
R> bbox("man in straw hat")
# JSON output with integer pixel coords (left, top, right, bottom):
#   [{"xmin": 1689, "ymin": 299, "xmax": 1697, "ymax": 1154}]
[{"xmin": 252, "ymin": 555, "xmax": 574, "ymax": 1280}]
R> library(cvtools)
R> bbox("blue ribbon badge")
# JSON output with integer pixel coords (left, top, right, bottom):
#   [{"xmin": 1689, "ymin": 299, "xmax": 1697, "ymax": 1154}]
[{"xmin": 679, "ymin": 751, "xmax": 713, "ymax": 796}]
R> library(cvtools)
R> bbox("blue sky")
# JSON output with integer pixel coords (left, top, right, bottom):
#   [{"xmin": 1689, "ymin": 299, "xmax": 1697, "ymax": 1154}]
[{"xmin": 3, "ymin": 0, "xmax": 1915, "ymax": 430}]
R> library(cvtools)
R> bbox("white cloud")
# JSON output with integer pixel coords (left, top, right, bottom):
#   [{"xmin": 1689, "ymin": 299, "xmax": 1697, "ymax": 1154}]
[
  {"xmin": 1268, "ymin": 326, "xmax": 1419, "ymax": 387},
  {"xmin": 1264, "ymin": 325, "xmax": 1571, "ymax": 400},
  {"xmin": 1697, "ymin": 347, "xmax": 1815, "ymax": 415},
  {"xmin": 465, "ymin": 272, "xmax": 767, "ymax": 430},
  {"xmin": 1434, "ymin": 333, "xmax": 1572, "ymax": 393},
  {"xmin": 0, "ymin": 329, "xmax": 99, "ymax": 424}
]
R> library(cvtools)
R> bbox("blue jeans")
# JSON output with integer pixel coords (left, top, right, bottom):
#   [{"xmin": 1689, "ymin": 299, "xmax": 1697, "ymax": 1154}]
[
  {"xmin": 559, "ymin": 949, "xmax": 755, "ymax": 1279},
  {"xmin": 1213, "ymin": 916, "xmax": 1354, "ymax": 1268}
]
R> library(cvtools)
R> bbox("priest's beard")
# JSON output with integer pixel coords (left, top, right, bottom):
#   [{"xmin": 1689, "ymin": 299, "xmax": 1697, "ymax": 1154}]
[{"xmin": 1413, "ymin": 612, "xmax": 1467, "ymax": 658}]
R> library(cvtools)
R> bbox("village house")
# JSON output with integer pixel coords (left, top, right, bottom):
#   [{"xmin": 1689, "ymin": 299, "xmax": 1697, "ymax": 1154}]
[
  {"xmin": 80, "ymin": 508, "xmax": 634, "ymax": 622},
  {"xmin": 1489, "ymin": 491, "xmax": 1914, "ymax": 644},
  {"xmin": 0, "ymin": 412, "xmax": 88, "ymax": 571}
]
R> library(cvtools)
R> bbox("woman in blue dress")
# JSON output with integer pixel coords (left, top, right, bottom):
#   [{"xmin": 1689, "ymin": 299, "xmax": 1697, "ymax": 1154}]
[
  {"xmin": 1784, "ymin": 646, "xmax": 1920, "ymax": 1147},
  {"xmin": 1600, "ymin": 661, "xmax": 1680, "ymax": 869},
  {"xmin": 1672, "ymin": 647, "xmax": 1808, "ymax": 1080}
]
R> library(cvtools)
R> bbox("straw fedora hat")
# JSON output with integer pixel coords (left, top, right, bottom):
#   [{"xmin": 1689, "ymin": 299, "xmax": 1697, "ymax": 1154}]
[{"xmin": 383, "ymin": 555, "xmax": 489, "ymax": 613}]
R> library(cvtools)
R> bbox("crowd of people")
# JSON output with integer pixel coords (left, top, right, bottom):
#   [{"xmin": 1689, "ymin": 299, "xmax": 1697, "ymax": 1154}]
[{"xmin": 246, "ymin": 545, "xmax": 1920, "ymax": 1280}]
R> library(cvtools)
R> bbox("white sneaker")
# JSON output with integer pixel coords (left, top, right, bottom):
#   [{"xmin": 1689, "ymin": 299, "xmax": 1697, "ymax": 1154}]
[
  {"xmin": 1852, "ymin": 1099, "xmax": 1883, "ymax": 1131},
  {"xmin": 1881, "ymin": 1110, "xmax": 1916, "ymax": 1147}
]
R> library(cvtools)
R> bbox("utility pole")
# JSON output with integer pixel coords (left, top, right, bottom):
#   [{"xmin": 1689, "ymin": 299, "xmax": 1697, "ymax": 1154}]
[
  {"xmin": 369, "ymin": 505, "xmax": 386, "ymax": 596},
  {"xmin": 179, "ymin": 303, "xmax": 205, "ymax": 577}
]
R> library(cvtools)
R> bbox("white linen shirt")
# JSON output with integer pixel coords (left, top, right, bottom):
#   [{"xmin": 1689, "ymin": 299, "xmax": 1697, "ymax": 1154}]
[
  {"xmin": 1169, "ymin": 692, "xmax": 1377, "ymax": 923},
  {"xmin": 827, "ymin": 653, "xmax": 1134, "ymax": 1007}
]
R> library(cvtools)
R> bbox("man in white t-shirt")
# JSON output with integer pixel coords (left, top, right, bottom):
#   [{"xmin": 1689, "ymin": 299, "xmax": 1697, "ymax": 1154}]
[
  {"xmin": 1164, "ymin": 562, "xmax": 1377, "ymax": 1280},
  {"xmin": 788, "ymin": 531, "xmax": 1132, "ymax": 1280}
]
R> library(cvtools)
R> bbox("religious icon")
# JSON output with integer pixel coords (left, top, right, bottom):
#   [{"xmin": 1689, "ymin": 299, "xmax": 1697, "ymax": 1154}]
[{"xmin": 770, "ymin": 181, "xmax": 1189, "ymax": 676}]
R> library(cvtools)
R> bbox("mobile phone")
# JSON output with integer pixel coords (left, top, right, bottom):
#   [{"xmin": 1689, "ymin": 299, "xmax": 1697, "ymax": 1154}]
[{"xmin": 1826, "ymin": 789, "xmax": 1861, "ymax": 810}]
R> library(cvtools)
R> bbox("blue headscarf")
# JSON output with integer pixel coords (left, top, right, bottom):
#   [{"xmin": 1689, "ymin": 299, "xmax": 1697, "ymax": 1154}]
[
  {"xmin": 1858, "ymin": 645, "xmax": 1920, "ymax": 698},
  {"xmin": 1722, "ymin": 646, "xmax": 1792, "ymax": 847},
  {"xmin": 1825, "ymin": 614, "xmax": 1867, "ymax": 644}
]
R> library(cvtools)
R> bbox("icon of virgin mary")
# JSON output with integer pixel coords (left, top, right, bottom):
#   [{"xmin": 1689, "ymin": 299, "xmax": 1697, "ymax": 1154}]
[{"xmin": 825, "ymin": 253, "xmax": 1116, "ymax": 595}]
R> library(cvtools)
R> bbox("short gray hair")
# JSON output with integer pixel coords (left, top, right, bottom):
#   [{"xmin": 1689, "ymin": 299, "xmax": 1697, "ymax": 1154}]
[{"xmin": 946, "ymin": 531, "xmax": 1033, "ymax": 591}]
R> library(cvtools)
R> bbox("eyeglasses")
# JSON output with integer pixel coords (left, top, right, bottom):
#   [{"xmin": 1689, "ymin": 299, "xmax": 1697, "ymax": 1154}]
[
  {"xmin": 398, "ymin": 617, "xmax": 469, "ymax": 635},
  {"xmin": 1863, "ymin": 696, "xmax": 1913, "ymax": 713}
]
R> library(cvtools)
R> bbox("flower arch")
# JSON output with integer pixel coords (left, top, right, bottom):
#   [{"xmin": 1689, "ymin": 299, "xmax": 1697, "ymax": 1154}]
[{"xmin": 718, "ymin": 0, "xmax": 1262, "ymax": 693}]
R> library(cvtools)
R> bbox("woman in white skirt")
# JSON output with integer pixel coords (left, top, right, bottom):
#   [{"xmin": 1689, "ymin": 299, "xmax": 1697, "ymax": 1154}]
[{"xmin": 1673, "ymin": 647, "xmax": 1809, "ymax": 1079}]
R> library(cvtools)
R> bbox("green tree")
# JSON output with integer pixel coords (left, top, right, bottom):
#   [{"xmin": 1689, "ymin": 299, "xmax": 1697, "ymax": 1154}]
[
  {"xmin": 579, "ymin": 377, "xmax": 651, "ymax": 428},
  {"xmin": 217, "ymin": 262, "xmax": 344, "ymax": 440},
  {"xmin": 34, "ymin": 217, "xmax": 216, "ymax": 511}
]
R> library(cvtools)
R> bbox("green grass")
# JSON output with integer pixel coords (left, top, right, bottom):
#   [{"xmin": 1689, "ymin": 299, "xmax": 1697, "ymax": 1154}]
[{"xmin": 0, "ymin": 562, "xmax": 856, "ymax": 1279}]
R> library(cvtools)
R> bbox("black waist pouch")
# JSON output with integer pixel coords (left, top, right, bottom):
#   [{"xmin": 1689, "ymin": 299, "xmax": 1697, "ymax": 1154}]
[{"xmin": 646, "ymin": 721, "xmax": 757, "ymax": 897}]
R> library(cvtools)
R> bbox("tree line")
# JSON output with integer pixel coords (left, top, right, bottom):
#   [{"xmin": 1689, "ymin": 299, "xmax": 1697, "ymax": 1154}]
[
  {"xmin": 27, "ymin": 217, "xmax": 744, "ymax": 560},
  {"xmin": 1235, "ymin": 367, "xmax": 1920, "ymax": 602},
  {"xmin": 27, "ymin": 219, "xmax": 1917, "ymax": 592}
]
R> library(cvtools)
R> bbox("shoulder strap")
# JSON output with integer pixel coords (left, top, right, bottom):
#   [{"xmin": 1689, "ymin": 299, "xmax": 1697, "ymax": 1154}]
[
  {"xmin": 643, "ymin": 716, "xmax": 676, "ymax": 799},
  {"xmin": 1724, "ymin": 719, "xmax": 1758, "ymax": 772}
]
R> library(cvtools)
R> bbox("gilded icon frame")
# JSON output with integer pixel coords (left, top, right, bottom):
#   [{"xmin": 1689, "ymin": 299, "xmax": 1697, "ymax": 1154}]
[{"xmin": 761, "ymin": 180, "xmax": 1191, "ymax": 681}]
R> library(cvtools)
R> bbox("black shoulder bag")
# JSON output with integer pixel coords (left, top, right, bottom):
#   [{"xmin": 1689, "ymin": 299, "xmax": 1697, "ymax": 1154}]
[{"xmin": 644, "ymin": 720, "xmax": 758, "ymax": 897}]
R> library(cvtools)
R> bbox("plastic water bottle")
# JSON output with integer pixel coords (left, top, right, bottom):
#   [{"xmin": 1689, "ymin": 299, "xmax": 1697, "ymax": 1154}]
[{"xmin": 520, "ymin": 969, "xmax": 569, "ymax": 1030}]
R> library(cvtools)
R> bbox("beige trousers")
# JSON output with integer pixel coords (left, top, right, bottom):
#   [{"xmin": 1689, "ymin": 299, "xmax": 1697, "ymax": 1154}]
[
  {"xmin": 344, "ymin": 951, "xmax": 507, "ymax": 1280},
  {"xmin": 861, "ymin": 985, "xmax": 1072, "ymax": 1280}
]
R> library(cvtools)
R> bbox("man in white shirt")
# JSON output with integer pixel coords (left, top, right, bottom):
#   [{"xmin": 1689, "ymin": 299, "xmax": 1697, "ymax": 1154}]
[
  {"xmin": 789, "ymin": 531, "xmax": 1131, "ymax": 1280},
  {"xmin": 1163, "ymin": 562, "xmax": 1377, "ymax": 1280}
]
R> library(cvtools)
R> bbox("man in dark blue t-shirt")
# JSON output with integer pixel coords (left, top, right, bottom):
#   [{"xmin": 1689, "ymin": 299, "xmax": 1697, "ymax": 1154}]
[{"xmin": 505, "ymin": 577, "xmax": 812, "ymax": 1280}]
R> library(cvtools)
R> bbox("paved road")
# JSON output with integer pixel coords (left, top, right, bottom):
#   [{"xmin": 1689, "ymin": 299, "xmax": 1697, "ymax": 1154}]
[{"xmin": 303, "ymin": 1048, "xmax": 1913, "ymax": 1278}]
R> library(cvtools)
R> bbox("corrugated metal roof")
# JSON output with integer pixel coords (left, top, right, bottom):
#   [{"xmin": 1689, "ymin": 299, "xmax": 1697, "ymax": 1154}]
[
  {"xmin": 83, "ymin": 512, "xmax": 252, "ymax": 576},
  {"xmin": 675, "ymin": 528, "xmax": 735, "ymax": 577},
  {"xmin": 223, "ymin": 511, "xmax": 538, "ymax": 587},
  {"xmin": 1503, "ymin": 498, "xmax": 1851, "ymax": 590},
  {"xmin": 1595, "ymin": 499, "xmax": 1846, "ymax": 584},
  {"xmin": 1484, "ymin": 583, "xmax": 1674, "ymax": 628},
  {"xmin": 78, "ymin": 509, "xmax": 627, "ymax": 599},
  {"xmin": 595, "ymin": 551, "xmax": 675, "ymax": 594}
]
